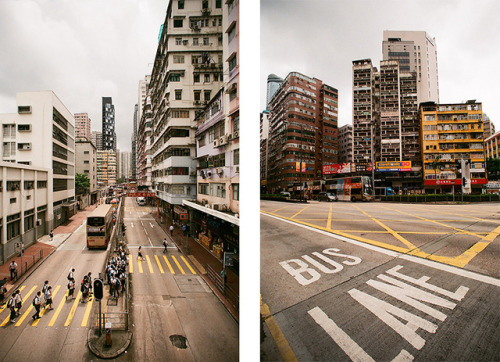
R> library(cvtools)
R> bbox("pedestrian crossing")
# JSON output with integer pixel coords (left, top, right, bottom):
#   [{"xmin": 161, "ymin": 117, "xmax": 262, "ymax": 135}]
[
  {"xmin": 128, "ymin": 254, "xmax": 197, "ymax": 275},
  {"xmin": 0, "ymin": 285, "xmax": 94, "ymax": 328}
]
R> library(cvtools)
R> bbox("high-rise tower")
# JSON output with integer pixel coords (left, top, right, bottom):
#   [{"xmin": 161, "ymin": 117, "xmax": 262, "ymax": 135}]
[{"xmin": 102, "ymin": 97, "xmax": 116, "ymax": 151}]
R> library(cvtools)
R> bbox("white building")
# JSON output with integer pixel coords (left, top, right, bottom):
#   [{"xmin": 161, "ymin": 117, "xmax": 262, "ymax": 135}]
[
  {"xmin": 0, "ymin": 91, "xmax": 76, "ymax": 229},
  {"xmin": 75, "ymin": 138, "xmax": 98, "ymax": 206},
  {"xmin": 382, "ymin": 30, "xmax": 439, "ymax": 104}
]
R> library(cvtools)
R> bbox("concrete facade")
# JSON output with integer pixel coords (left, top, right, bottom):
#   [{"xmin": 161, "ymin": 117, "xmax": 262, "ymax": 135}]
[
  {"xmin": 75, "ymin": 138, "xmax": 97, "ymax": 206},
  {"xmin": 74, "ymin": 113, "xmax": 91, "ymax": 141},
  {"xmin": 97, "ymin": 150, "xmax": 116, "ymax": 187},
  {"xmin": 338, "ymin": 124, "xmax": 353, "ymax": 163}
]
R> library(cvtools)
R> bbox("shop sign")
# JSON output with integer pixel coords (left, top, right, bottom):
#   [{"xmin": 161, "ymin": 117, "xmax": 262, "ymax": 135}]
[
  {"xmin": 224, "ymin": 252, "xmax": 234, "ymax": 267},
  {"xmin": 486, "ymin": 181, "xmax": 500, "ymax": 189},
  {"xmin": 376, "ymin": 161, "xmax": 412, "ymax": 172},
  {"xmin": 179, "ymin": 213, "xmax": 189, "ymax": 220},
  {"xmin": 174, "ymin": 206, "xmax": 188, "ymax": 215},
  {"xmin": 128, "ymin": 192, "xmax": 155, "ymax": 197},
  {"xmin": 355, "ymin": 163, "xmax": 373, "ymax": 172},
  {"xmin": 425, "ymin": 179, "xmax": 487, "ymax": 186},
  {"xmin": 322, "ymin": 163, "xmax": 352, "ymax": 175}
]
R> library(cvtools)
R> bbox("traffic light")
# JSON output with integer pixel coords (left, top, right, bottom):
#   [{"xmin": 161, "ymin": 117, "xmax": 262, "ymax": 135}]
[{"xmin": 94, "ymin": 279, "xmax": 103, "ymax": 300}]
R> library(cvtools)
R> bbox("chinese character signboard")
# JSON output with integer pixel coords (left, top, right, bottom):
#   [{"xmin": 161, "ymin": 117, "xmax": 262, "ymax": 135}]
[
  {"xmin": 323, "ymin": 163, "xmax": 352, "ymax": 175},
  {"xmin": 376, "ymin": 161, "xmax": 412, "ymax": 172}
]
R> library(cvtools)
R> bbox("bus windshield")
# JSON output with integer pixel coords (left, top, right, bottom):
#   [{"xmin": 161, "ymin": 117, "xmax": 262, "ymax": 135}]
[{"xmin": 88, "ymin": 217, "xmax": 105, "ymax": 226}]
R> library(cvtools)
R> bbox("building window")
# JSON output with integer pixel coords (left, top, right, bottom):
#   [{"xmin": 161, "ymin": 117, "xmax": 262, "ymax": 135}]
[
  {"xmin": 176, "ymin": 37, "xmax": 182, "ymax": 45},
  {"xmin": 7, "ymin": 217, "xmax": 20, "ymax": 240},
  {"xmin": 203, "ymin": 37, "xmax": 209, "ymax": 46},
  {"xmin": 229, "ymin": 55, "xmax": 237, "ymax": 72},
  {"xmin": 175, "ymin": 90, "xmax": 182, "ymax": 100},
  {"xmin": 18, "ymin": 106, "xmax": 32, "ymax": 114},
  {"xmin": 193, "ymin": 38, "xmax": 199, "ymax": 46},
  {"xmin": 178, "ymin": 0, "xmax": 184, "ymax": 9},
  {"xmin": 202, "ymin": 0, "xmax": 208, "ymax": 9},
  {"xmin": 173, "ymin": 55, "xmax": 184, "ymax": 63},
  {"xmin": 228, "ymin": 24, "xmax": 236, "ymax": 43},
  {"xmin": 210, "ymin": 183, "xmax": 226, "ymax": 198},
  {"xmin": 198, "ymin": 134, "xmax": 206, "ymax": 147},
  {"xmin": 216, "ymin": 0, "xmax": 222, "ymax": 8},
  {"xmin": 173, "ymin": 19, "xmax": 183, "ymax": 28},
  {"xmin": 24, "ymin": 181, "xmax": 34, "ymax": 190},
  {"xmin": 10, "ymin": 198, "xmax": 16, "ymax": 204},
  {"xmin": 170, "ymin": 74, "xmax": 181, "ymax": 82},
  {"xmin": 194, "ymin": 74, "xmax": 200, "ymax": 83},
  {"xmin": 199, "ymin": 183, "xmax": 209, "ymax": 195},
  {"xmin": 3, "ymin": 142, "xmax": 16, "ymax": 157},
  {"xmin": 233, "ymin": 149, "xmax": 239, "ymax": 165},
  {"xmin": 194, "ymin": 91, "xmax": 201, "ymax": 101},
  {"xmin": 204, "ymin": 74, "xmax": 210, "ymax": 83},
  {"xmin": 18, "ymin": 124, "xmax": 31, "ymax": 132},
  {"xmin": 232, "ymin": 183, "xmax": 239, "ymax": 201},
  {"xmin": 204, "ymin": 90, "xmax": 211, "ymax": 101},
  {"xmin": 37, "ymin": 180, "xmax": 47, "ymax": 189},
  {"xmin": 7, "ymin": 181, "xmax": 20, "ymax": 191}
]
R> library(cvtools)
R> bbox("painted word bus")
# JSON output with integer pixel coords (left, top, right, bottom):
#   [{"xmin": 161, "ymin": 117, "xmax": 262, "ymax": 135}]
[
  {"xmin": 87, "ymin": 204, "xmax": 113, "ymax": 249},
  {"xmin": 325, "ymin": 176, "xmax": 373, "ymax": 201}
]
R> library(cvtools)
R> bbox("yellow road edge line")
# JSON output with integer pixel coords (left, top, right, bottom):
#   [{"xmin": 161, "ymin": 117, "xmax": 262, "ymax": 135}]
[
  {"xmin": 64, "ymin": 290, "xmax": 82, "ymax": 327},
  {"xmin": 180, "ymin": 255, "xmax": 196, "ymax": 274},
  {"xmin": 15, "ymin": 285, "xmax": 39, "ymax": 327},
  {"xmin": 290, "ymin": 205, "xmax": 311, "ymax": 219},
  {"xmin": 146, "ymin": 255, "xmax": 154, "ymax": 274},
  {"xmin": 450, "ymin": 224, "xmax": 500, "ymax": 267},
  {"xmin": 32, "ymin": 285, "xmax": 61, "ymax": 326},
  {"xmin": 155, "ymin": 255, "xmax": 165, "ymax": 274},
  {"xmin": 353, "ymin": 205, "xmax": 417, "ymax": 251},
  {"xmin": 261, "ymin": 296, "xmax": 298, "ymax": 362},
  {"xmin": 81, "ymin": 297, "xmax": 94, "ymax": 327},
  {"xmin": 128, "ymin": 255, "xmax": 133, "ymax": 273},
  {"xmin": 138, "ymin": 259, "xmax": 144, "ymax": 274},
  {"xmin": 163, "ymin": 255, "xmax": 175, "ymax": 274},
  {"xmin": 171, "ymin": 255, "xmax": 185, "ymax": 274}
]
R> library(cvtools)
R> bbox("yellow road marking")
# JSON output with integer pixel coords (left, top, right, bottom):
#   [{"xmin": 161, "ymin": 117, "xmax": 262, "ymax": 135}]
[
  {"xmin": 81, "ymin": 297, "xmax": 94, "ymax": 327},
  {"xmin": 155, "ymin": 255, "xmax": 165, "ymax": 274},
  {"xmin": 261, "ymin": 296, "xmax": 297, "ymax": 362},
  {"xmin": 353, "ymin": 205, "xmax": 417, "ymax": 250},
  {"xmin": 290, "ymin": 205, "xmax": 311, "ymax": 219},
  {"xmin": 48, "ymin": 289, "xmax": 70, "ymax": 326},
  {"xmin": 163, "ymin": 255, "xmax": 175, "ymax": 274},
  {"xmin": 64, "ymin": 290, "xmax": 82, "ymax": 326},
  {"xmin": 138, "ymin": 258, "xmax": 144, "ymax": 274},
  {"xmin": 146, "ymin": 255, "xmax": 154, "ymax": 274},
  {"xmin": 326, "ymin": 204, "xmax": 333, "ymax": 230},
  {"xmin": 14, "ymin": 285, "xmax": 38, "ymax": 326},
  {"xmin": 0, "ymin": 285, "xmax": 24, "ymax": 317},
  {"xmin": 271, "ymin": 205, "xmax": 292, "ymax": 213},
  {"xmin": 180, "ymin": 255, "xmax": 196, "ymax": 274},
  {"xmin": 1, "ymin": 285, "xmax": 30, "ymax": 326},
  {"xmin": 32, "ymin": 285, "xmax": 61, "ymax": 326},
  {"xmin": 171, "ymin": 256, "xmax": 185, "ymax": 274},
  {"xmin": 128, "ymin": 255, "xmax": 133, "ymax": 273}
]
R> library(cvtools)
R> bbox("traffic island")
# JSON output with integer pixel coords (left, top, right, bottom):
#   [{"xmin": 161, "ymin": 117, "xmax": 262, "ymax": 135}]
[{"xmin": 88, "ymin": 328, "xmax": 133, "ymax": 359}]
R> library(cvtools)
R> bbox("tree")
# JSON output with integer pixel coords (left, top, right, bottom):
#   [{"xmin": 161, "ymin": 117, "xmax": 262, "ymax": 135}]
[
  {"xmin": 487, "ymin": 157, "xmax": 500, "ymax": 181},
  {"xmin": 75, "ymin": 173, "xmax": 90, "ymax": 195}
]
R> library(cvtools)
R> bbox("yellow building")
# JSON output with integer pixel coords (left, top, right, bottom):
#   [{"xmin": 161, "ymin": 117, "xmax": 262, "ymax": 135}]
[{"xmin": 419, "ymin": 101, "xmax": 487, "ymax": 193}]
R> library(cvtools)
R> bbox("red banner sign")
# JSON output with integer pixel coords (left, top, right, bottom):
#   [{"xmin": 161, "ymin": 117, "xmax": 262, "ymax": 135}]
[
  {"xmin": 323, "ymin": 163, "xmax": 352, "ymax": 175},
  {"xmin": 127, "ymin": 192, "xmax": 155, "ymax": 197},
  {"xmin": 424, "ymin": 179, "xmax": 487, "ymax": 186}
]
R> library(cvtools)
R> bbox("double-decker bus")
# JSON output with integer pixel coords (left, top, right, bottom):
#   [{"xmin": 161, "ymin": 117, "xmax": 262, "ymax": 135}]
[
  {"xmin": 87, "ymin": 204, "xmax": 113, "ymax": 249},
  {"xmin": 325, "ymin": 176, "xmax": 373, "ymax": 201}
]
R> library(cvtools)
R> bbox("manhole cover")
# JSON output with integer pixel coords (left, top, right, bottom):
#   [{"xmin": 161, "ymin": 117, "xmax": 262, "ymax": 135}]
[
  {"xmin": 107, "ymin": 298, "xmax": 118, "ymax": 306},
  {"xmin": 170, "ymin": 334, "xmax": 188, "ymax": 349}
]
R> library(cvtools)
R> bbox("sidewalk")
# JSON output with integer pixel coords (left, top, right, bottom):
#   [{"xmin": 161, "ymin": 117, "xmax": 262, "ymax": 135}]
[
  {"xmin": 151, "ymin": 209, "xmax": 239, "ymax": 321},
  {"xmin": 0, "ymin": 204, "xmax": 98, "ymax": 298}
]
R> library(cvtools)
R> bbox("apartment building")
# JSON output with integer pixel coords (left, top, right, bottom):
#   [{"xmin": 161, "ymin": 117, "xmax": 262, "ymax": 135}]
[
  {"xmin": 137, "ymin": 94, "xmax": 153, "ymax": 187},
  {"xmin": 260, "ymin": 110, "xmax": 270, "ymax": 190},
  {"xmin": 149, "ymin": 0, "xmax": 224, "ymax": 216},
  {"xmin": 420, "ymin": 101, "xmax": 487, "ymax": 194},
  {"xmin": 483, "ymin": 113, "xmax": 496, "ymax": 139},
  {"xmin": 74, "ymin": 113, "xmax": 91, "ymax": 141},
  {"xmin": 485, "ymin": 131, "xmax": 500, "ymax": 159},
  {"xmin": 131, "ymin": 104, "xmax": 138, "ymax": 180},
  {"xmin": 383, "ymin": 30, "xmax": 439, "ymax": 104},
  {"xmin": 267, "ymin": 72, "xmax": 339, "ymax": 193},
  {"xmin": 0, "ymin": 91, "xmax": 76, "ymax": 229},
  {"xmin": 338, "ymin": 124, "xmax": 353, "ymax": 163},
  {"xmin": 102, "ymin": 97, "xmax": 116, "ymax": 151},
  {"xmin": 91, "ymin": 131, "xmax": 103, "ymax": 151},
  {"xmin": 0, "ymin": 162, "xmax": 51, "ymax": 264},
  {"xmin": 266, "ymin": 73, "xmax": 283, "ymax": 110},
  {"xmin": 75, "ymin": 138, "xmax": 98, "ymax": 205},
  {"xmin": 97, "ymin": 150, "xmax": 117, "ymax": 187}
]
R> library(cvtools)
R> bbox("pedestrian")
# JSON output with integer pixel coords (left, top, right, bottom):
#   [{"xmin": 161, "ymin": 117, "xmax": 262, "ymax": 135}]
[
  {"xmin": 67, "ymin": 267, "xmax": 75, "ymax": 281},
  {"xmin": 0, "ymin": 285, "xmax": 7, "ymax": 304},
  {"xmin": 13, "ymin": 290, "xmax": 23, "ymax": 316},
  {"xmin": 169, "ymin": 224, "xmax": 174, "ymax": 237},
  {"xmin": 109, "ymin": 276, "xmax": 115, "ymax": 298},
  {"xmin": 81, "ymin": 281, "xmax": 89, "ymax": 303},
  {"xmin": 32, "ymin": 291, "xmax": 42, "ymax": 320},
  {"xmin": 120, "ymin": 272, "xmax": 126, "ymax": 292},
  {"xmin": 44, "ymin": 286, "xmax": 53, "ymax": 310},
  {"xmin": 9, "ymin": 260, "xmax": 18, "ymax": 281},
  {"xmin": 163, "ymin": 238, "xmax": 168, "ymax": 253},
  {"xmin": 67, "ymin": 278, "xmax": 75, "ymax": 301},
  {"xmin": 138, "ymin": 246, "xmax": 143, "ymax": 261},
  {"xmin": 182, "ymin": 224, "xmax": 187, "ymax": 236},
  {"xmin": 42, "ymin": 280, "xmax": 49, "ymax": 295},
  {"xmin": 113, "ymin": 278, "xmax": 120, "ymax": 298},
  {"xmin": 221, "ymin": 268, "xmax": 227, "ymax": 285},
  {"xmin": 49, "ymin": 230, "xmax": 54, "ymax": 241},
  {"xmin": 8, "ymin": 295, "xmax": 16, "ymax": 323}
]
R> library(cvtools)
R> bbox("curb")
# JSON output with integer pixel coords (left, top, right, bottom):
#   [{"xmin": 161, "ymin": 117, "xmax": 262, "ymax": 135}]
[{"xmin": 87, "ymin": 328, "xmax": 133, "ymax": 359}]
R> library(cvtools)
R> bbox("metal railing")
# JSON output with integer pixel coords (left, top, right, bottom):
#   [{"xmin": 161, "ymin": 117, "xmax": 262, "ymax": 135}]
[
  {"xmin": 206, "ymin": 264, "xmax": 239, "ymax": 311},
  {"xmin": 14, "ymin": 249, "xmax": 44, "ymax": 282}
]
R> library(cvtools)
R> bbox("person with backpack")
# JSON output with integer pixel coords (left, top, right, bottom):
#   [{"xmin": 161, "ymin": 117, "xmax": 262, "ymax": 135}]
[
  {"xmin": 41, "ymin": 280, "xmax": 49, "ymax": 295},
  {"xmin": 138, "ymin": 246, "xmax": 143, "ymax": 261},
  {"xmin": 67, "ymin": 278, "xmax": 75, "ymax": 301},
  {"xmin": 8, "ymin": 295, "xmax": 17, "ymax": 323},
  {"xmin": 68, "ymin": 268, "xmax": 75, "ymax": 281},
  {"xmin": 44, "ymin": 286, "xmax": 53, "ymax": 310},
  {"xmin": 14, "ymin": 290, "xmax": 23, "ymax": 316},
  {"xmin": 81, "ymin": 281, "xmax": 89, "ymax": 303},
  {"xmin": 32, "ymin": 291, "xmax": 42, "ymax": 320},
  {"xmin": 163, "ymin": 238, "xmax": 168, "ymax": 253}
]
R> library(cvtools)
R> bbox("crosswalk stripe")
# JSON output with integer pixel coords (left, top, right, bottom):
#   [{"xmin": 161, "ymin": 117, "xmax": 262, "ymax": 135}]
[
  {"xmin": 180, "ymin": 256, "xmax": 196, "ymax": 274},
  {"xmin": 128, "ymin": 255, "xmax": 133, "ymax": 273},
  {"xmin": 1, "ymin": 285, "xmax": 28, "ymax": 326},
  {"xmin": 48, "ymin": 290, "xmax": 70, "ymax": 327},
  {"xmin": 81, "ymin": 297, "xmax": 94, "ymax": 327},
  {"xmin": 146, "ymin": 255, "xmax": 154, "ymax": 274},
  {"xmin": 64, "ymin": 290, "xmax": 82, "ymax": 327},
  {"xmin": 138, "ymin": 258, "xmax": 144, "ymax": 273},
  {"xmin": 154, "ymin": 255, "xmax": 165, "ymax": 274},
  {"xmin": 163, "ymin": 255, "xmax": 175, "ymax": 274},
  {"xmin": 32, "ymin": 285, "xmax": 61, "ymax": 326},
  {"xmin": 14, "ymin": 285, "xmax": 38, "ymax": 326},
  {"xmin": 171, "ymin": 256, "xmax": 185, "ymax": 275}
]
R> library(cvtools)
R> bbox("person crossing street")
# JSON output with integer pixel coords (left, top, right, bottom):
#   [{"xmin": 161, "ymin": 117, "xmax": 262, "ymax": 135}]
[{"xmin": 32, "ymin": 291, "xmax": 42, "ymax": 320}]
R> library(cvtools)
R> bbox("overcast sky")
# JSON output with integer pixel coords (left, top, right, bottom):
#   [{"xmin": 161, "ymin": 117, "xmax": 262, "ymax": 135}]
[
  {"xmin": 0, "ymin": 0, "xmax": 167, "ymax": 152},
  {"xmin": 261, "ymin": 0, "xmax": 500, "ymax": 132}
]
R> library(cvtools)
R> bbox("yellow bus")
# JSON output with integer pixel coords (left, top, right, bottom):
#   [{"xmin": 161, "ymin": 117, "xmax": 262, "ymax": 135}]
[{"xmin": 87, "ymin": 204, "xmax": 113, "ymax": 249}]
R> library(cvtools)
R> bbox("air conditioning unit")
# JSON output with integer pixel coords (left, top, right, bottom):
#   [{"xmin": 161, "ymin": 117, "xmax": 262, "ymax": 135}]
[
  {"xmin": 228, "ymin": 133, "xmax": 233, "ymax": 140},
  {"xmin": 235, "ymin": 166, "xmax": 239, "ymax": 173},
  {"xmin": 36, "ymin": 220, "xmax": 42, "ymax": 226},
  {"xmin": 233, "ymin": 130, "xmax": 239, "ymax": 138},
  {"xmin": 213, "ymin": 139, "xmax": 220, "ymax": 147},
  {"xmin": 216, "ymin": 168, "xmax": 223, "ymax": 175},
  {"xmin": 201, "ymin": 199, "xmax": 208, "ymax": 205},
  {"xmin": 183, "ymin": 40, "xmax": 188, "ymax": 45}
]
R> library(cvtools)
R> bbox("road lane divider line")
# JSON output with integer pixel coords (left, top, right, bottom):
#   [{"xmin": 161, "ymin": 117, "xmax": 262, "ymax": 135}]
[
  {"xmin": 171, "ymin": 256, "xmax": 185, "ymax": 274},
  {"xmin": 290, "ymin": 205, "xmax": 311, "ymax": 219},
  {"xmin": 138, "ymin": 258, "xmax": 144, "ymax": 274},
  {"xmin": 270, "ymin": 205, "xmax": 291, "ymax": 214},
  {"xmin": 326, "ymin": 204, "xmax": 333, "ymax": 230},
  {"xmin": 180, "ymin": 256, "xmax": 196, "ymax": 274},
  {"xmin": 154, "ymin": 255, "xmax": 165, "ymax": 274},
  {"xmin": 163, "ymin": 255, "xmax": 175, "ymax": 274},
  {"xmin": 14, "ymin": 285, "xmax": 38, "ymax": 326},
  {"xmin": 64, "ymin": 290, "xmax": 82, "ymax": 327},
  {"xmin": 146, "ymin": 256, "xmax": 154, "ymax": 274},
  {"xmin": 353, "ymin": 205, "xmax": 417, "ymax": 251},
  {"xmin": 47, "ymin": 290, "xmax": 69, "ymax": 327},
  {"xmin": 32, "ymin": 285, "xmax": 61, "ymax": 326},
  {"xmin": 260, "ymin": 296, "xmax": 298, "ymax": 362},
  {"xmin": 81, "ymin": 297, "xmax": 94, "ymax": 327}
]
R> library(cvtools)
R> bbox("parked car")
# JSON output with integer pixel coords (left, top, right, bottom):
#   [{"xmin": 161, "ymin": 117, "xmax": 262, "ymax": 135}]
[
  {"xmin": 318, "ymin": 192, "xmax": 338, "ymax": 202},
  {"xmin": 279, "ymin": 191, "xmax": 291, "ymax": 199}
]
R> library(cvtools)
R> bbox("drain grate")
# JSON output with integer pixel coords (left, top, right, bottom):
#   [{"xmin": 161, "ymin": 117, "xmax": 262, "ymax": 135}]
[{"xmin": 170, "ymin": 334, "xmax": 188, "ymax": 349}]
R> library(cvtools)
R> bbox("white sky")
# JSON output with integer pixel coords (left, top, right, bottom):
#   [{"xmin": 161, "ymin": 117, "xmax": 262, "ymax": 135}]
[
  {"xmin": 261, "ymin": 0, "xmax": 500, "ymax": 131},
  {"xmin": 0, "ymin": 0, "xmax": 167, "ymax": 152}
]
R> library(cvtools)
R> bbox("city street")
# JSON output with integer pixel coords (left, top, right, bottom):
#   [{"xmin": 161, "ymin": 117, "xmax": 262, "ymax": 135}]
[
  {"xmin": 261, "ymin": 200, "xmax": 500, "ymax": 361},
  {"xmin": 120, "ymin": 198, "xmax": 239, "ymax": 361}
]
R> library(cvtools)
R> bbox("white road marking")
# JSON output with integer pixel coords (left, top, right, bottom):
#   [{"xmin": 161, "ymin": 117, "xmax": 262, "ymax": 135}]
[
  {"xmin": 131, "ymin": 222, "xmax": 134, "ymax": 228},
  {"xmin": 149, "ymin": 222, "xmax": 154, "ymax": 228}
]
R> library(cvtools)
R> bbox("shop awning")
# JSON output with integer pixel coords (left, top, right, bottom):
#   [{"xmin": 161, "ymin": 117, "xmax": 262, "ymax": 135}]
[{"xmin": 182, "ymin": 200, "xmax": 239, "ymax": 226}]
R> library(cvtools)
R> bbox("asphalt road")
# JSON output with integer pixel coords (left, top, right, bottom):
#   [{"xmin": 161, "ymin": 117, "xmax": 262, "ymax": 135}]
[
  {"xmin": 118, "ymin": 198, "xmax": 239, "ymax": 361},
  {"xmin": 0, "ymin": 219, "xmax": 107, "ymax": 361},
  {"xmin": 261, "ymin": 200, "xmax": 500, "ymax": 361}
]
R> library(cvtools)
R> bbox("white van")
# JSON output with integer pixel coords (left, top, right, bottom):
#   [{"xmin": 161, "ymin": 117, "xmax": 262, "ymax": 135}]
[{"xmin": 136, "ymin": 197, "xmax": 146, "ymax": 206}]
